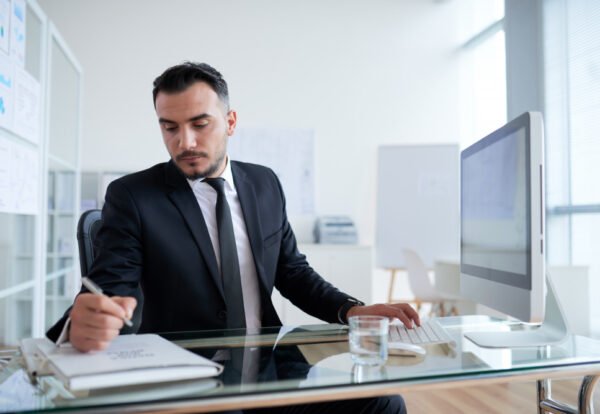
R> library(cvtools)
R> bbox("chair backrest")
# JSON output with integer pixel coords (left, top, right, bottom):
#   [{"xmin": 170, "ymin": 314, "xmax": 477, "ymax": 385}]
[
  {"xmin": 402, "ymin": 248, "xmax": 440, "ymax": 300},
  {"xmin": 77, "ymin": 209, "xmax": 103, "ymax": 277},
  {"xmin": 76, "ymin": 209, "xmax": 144, "ymax": 332}
]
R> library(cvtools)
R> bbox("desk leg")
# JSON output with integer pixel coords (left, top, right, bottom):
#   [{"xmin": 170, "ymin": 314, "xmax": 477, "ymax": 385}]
[
  {"xmin": 537, "ymin": 376, "xmax": 599, "ymax": 414},
  {"xmin": 578, "ymin": 375, "xmax": 600, "ymax": 414},
  {"xmin": 538, "ymin": 379, "xmax": 550, "ymax": 414},
  {"xmin": 538, "ymin": 378, "xmax": 577, "ymax": 414}
]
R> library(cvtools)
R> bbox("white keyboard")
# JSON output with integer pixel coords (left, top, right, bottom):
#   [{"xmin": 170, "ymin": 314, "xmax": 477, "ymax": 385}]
[{"xmin": 389, "ymin": 319, "xmax": 456, "ymax": 347}]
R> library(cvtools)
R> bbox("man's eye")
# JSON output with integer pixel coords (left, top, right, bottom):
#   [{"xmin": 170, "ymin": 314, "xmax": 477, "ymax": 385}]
[
  {"xmin": 193, "ymin": 122, "xmax": 208, "ymax": 129},
  {"xmin": 163, "ymin": 125, "xmax": 178, "ymax": 132}
]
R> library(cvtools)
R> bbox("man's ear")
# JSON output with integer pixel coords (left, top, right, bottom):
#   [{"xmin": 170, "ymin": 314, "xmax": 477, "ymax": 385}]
[{"xmin": 226, "ymin": 110, "xmax": 237, "ymax": 136}]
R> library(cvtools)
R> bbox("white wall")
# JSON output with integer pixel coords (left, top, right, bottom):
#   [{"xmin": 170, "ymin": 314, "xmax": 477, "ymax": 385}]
[{"xmin": 37, "ymin": 0, "xmax": 462, "ymax": 245}]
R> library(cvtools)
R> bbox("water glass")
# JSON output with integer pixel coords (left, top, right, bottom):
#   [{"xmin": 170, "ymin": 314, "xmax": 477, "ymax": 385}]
[{"xmin": 348, "ymin": 315, "xmax": 389, "ymax": 366}]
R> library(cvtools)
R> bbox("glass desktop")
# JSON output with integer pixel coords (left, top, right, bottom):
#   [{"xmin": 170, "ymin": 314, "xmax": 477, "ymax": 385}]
[{"xmin": 1, "ymin": 317, "xmax": 600, "ymax": 413}]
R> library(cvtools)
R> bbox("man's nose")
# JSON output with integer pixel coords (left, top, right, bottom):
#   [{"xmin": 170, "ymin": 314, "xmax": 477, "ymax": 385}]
[{"xmin": 179, "ymin": 127, "xmax": 197, "ymax": 149}]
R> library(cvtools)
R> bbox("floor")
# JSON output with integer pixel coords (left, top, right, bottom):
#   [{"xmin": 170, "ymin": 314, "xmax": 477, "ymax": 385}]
[{"xmin": 403, "ymin": 378, "xmax": 600, "ymax": 413}]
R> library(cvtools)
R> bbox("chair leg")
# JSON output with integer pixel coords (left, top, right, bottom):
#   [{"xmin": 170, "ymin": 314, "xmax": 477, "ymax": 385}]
[
  {"xmin": 387, "ymin": 269, "xmax": 397, "ymax": 303},
  {"xmin": 439, "ymin": 301, "xmax": 446, "ymax": 317},
  {"xmin": 450, "ymin": 301, "xmax": 459, "ymax": 316}
]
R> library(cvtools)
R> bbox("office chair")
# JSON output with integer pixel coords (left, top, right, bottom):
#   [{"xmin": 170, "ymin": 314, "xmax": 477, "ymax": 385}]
[
  {"xmin": 402, "ymin": 248, "xmax": 458, "ymax": 317},
  {"xmin": 77, "ymin": 209, "xmax": 144, "ymax": 332}
]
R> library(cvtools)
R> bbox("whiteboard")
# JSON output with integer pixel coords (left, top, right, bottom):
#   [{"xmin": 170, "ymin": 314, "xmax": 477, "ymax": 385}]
[{"xmin": 375, "ymin": 144, "xmax": 460, "ymax": 268}]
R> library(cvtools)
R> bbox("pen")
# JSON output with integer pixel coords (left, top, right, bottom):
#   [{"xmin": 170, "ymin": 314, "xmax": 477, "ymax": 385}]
[{"xmin": 81, "ymin": 277, "xmax": 133, "ymax": 327}]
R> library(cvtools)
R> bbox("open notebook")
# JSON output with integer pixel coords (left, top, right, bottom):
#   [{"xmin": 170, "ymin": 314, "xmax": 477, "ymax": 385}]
[{"xmin": 20, "ymin": 334, "xmax": 223, "ymax": 391}]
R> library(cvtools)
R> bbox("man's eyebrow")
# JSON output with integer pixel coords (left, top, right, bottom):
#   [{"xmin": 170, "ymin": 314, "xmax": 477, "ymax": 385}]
[
  {"xmin": 158, "ymin": 114, "xmax": 211, "ymax": 124},
  {"xmin": 188, "ymin": 114, "xmax": 211, "ymax": 122}
]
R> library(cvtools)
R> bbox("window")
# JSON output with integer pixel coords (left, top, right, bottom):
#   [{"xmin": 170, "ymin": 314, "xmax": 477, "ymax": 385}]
[
  {"xmin": 458, "ymin": 0, "xmax": 506, "ymax": 148},
  {"xmin": 544, "ymin": 0, "xmax": 600, "ymax": 335}
]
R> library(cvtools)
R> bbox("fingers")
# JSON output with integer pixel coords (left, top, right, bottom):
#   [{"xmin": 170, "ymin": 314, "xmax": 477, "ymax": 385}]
[
  {"xmin": 351, "ymin": 303, "xmax": 421, "ymax": 328},
  {"xmin": 396, "ymin": 303, "xmax": 421, "ymax": 327},
  {"xmin": 69, "ymin": 293, "xmax": 136, "ymax": 352},
  {"xmin": 112, "ymin": 296, "xmax": 137, "ymax": 320}
]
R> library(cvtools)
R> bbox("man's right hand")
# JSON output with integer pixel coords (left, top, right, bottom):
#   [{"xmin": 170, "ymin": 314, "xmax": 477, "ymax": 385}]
[{"xmin": 69, "ymin": 293, "xmax": 137, "ymax": 352}]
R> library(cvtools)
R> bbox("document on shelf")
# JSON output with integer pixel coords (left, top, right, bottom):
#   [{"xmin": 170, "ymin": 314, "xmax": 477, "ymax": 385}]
[{"xmin": 20, "ymin": 334, "xmax": 223, "ymax": 392}]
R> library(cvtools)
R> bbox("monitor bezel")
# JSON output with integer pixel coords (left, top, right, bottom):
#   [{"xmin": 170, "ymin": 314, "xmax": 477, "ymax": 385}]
[{"xmin": 460, "ymin": 111, "xmax": 545, "ymax": 324}]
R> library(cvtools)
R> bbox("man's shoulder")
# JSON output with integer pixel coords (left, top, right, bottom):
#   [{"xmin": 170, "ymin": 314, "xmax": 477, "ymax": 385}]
[
  {"xmin": 112, "ymin": 163, "xmax": 169, "ymax": 190},
  {"xmin": 231, "ymin": 160, "xmax": 276, "ymax": 179}
]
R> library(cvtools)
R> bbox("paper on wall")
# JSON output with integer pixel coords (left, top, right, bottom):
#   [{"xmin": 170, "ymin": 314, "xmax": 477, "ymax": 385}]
[
  {"xmin": 0, "ymin": 51, "xmax": 13, "ymax": 131},
  {"xmin": 13, "ymin": 67, "xmax": 40, "ymax": 144},
  {"xmin": 0, "ymin": 0, "xmax": 10, "ymax": 55},
  {"xmin": 228, "ymin": 127, "xmax": 315, "ymax": 215},
  {"xmin": 9, "ymin": 0, "xmax": 25, "ymax": 67},
  {"xmin": 0, "ymin": 134, "xmax": 39, "ymax": 214},
  {"xmin": 0, "ymin": 135, "xmax": 9, "ymax": 211}
]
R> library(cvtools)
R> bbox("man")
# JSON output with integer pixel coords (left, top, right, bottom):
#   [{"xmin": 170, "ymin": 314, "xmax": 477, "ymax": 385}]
[{"xmin": 47, "ymin": 62, "xmax": 419, "ymax": 413}]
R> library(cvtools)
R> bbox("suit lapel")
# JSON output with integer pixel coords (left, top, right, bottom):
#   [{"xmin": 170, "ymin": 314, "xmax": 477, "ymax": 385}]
[
  {"xmin": 164, "ymin": 161, "xmax": 224, "ymax": 300},
  {"xmin": 231, "ymin": 162, "xmax": 268, "ymax": 291}
]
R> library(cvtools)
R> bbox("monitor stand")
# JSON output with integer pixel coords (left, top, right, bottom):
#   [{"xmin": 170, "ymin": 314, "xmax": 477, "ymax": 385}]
[{"xmin": 464, "ymin": 275, "xmax": 569, "ymax": 348}]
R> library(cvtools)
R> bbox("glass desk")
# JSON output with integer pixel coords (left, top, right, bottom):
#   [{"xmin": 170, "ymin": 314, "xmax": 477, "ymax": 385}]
[{"xmin": 1, "ymin": 316, "xmax": 600, "ymax": 413}]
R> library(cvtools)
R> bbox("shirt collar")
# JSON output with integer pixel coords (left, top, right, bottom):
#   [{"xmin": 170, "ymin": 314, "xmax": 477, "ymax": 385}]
[{"xmin": 187, "ymin": 156, "xmax": 235, "ymax": 191}]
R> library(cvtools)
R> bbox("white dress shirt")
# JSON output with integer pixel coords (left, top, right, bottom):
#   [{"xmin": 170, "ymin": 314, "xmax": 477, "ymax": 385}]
[{"xmin": 188, "ymin": 157, "xmax": 262, "ymax": 332}]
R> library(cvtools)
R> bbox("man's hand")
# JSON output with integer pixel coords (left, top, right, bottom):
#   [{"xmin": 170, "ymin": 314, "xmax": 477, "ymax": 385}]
[
  {"xmin": 346, "ymin": 303, "xmax": 421, "ymax": 328},
  {"xmin": 69, "ymin": 293, "xmax": 137, "ymax": 352}
]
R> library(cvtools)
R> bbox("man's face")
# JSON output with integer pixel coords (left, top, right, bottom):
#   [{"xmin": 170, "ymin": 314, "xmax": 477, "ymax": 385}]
[{"xmin": 155, "ymin": 81, "xmax": 237, "ymax": 179}]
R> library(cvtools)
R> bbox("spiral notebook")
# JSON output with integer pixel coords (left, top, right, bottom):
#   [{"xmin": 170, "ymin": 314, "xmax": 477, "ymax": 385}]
[{"xmin": 20, "ymin": 334, "xmax": 223, "ymax": 391}]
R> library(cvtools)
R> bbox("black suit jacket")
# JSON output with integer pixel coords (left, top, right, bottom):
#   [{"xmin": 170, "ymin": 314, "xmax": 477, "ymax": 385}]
[{"xmin": 47, "ymin": 160, "xmax": 352, "ymax": 340}]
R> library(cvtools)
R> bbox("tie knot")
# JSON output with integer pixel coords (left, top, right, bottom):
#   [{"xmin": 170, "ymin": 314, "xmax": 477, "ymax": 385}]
[{"xmin": 204, "ymin": 177, "xmax": 226, "ymax": 194}]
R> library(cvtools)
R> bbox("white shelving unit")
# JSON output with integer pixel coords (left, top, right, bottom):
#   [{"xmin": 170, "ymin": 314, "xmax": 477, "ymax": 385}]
[{"xmin": 0, "ymin": 0, "xmax": 81, "ymax": 346}]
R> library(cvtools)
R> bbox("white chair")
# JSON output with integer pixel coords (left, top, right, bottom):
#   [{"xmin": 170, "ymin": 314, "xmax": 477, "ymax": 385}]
[{"xmin": 400, "ymin": 248, "xmax": 458, "ymax": 317}]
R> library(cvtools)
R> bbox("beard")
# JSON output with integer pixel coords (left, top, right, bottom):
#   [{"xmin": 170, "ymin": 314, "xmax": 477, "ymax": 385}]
[{"xmin": 174, "ymin": 149, "xmax": 227, "ymax": 180}]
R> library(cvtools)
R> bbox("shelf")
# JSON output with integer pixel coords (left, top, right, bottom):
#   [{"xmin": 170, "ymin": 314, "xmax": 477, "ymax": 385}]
[{"xmin": 47, "ymin": 210, "xmax": 75, "ymax": 216}]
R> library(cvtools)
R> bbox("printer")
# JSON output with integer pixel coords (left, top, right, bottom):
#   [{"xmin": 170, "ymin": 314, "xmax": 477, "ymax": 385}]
[{"xmin": 313, "ymin": 216, "xmax": 358, "ymax": 244}]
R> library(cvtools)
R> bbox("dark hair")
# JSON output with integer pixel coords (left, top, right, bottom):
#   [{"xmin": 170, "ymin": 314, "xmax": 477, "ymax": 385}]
[{"xmin": 152, "ymin": 62, "xmax": 230, "ymax": 109}]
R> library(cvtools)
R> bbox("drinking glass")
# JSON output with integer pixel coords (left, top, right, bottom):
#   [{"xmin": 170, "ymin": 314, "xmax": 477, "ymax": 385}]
[{"xmin": 348, "ymin": 315, "xmax": 389, "ymax": 366}]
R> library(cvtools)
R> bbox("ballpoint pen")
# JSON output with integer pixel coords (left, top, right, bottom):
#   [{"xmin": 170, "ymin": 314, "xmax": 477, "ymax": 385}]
[{"xmin": 81, "ymin": 277, "xmax": 133, "ymax": 327}]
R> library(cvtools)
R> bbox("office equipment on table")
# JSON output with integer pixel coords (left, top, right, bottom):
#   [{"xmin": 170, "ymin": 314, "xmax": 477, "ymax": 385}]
[
  {"xmin": 3, "ymin": 321, "xmax": 600, "ymax": 413},
  {"xmin": 402, "ymin": 248, "xmax": 458, "ymax": 316},
  {"xmin": 389, "ymin": 319, "xmax": 455, "ymax": 348},
  {"xmin": 460, "ymin": 111, "xmax": 568, "ymax": 348},
  {"xmin": 387, "ymin": 342, "xmax": 426, "ymax": 357},
  {"xmin": 313, "ymin": 216, "xmax": 358, "ymax": 244},
  {"xmin": 19, "ymin": 334, "xmax": 222, "ymax": 391}
]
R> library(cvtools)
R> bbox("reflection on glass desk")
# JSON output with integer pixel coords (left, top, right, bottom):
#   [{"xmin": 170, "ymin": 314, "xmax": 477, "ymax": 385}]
[{"xmin": 1, "ymin": 316, "xmax": 600, "ymax": 413}]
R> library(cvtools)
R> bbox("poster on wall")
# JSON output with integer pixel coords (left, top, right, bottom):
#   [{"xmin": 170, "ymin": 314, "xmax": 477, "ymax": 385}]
[
  {"xmin": 0, "ymin": 135, "xmax": 9, "ymax": 211},
  {"xmin": 9, "ymin": 0, "xmax": 25, "ymax": 67},
  {"xmin": 0, "ymin": 0, "xmax": 10, "ymax": 54},
  {"xmin": 13, "ymin": 67, "xmax": 39, "ymax": 143},
  {"xmin": 0, "ymin": 135, "xmax": 39, "ymax": 214},
  {"xmin": 228, "ymin": 127, "xmax": 315, "ymax": 215},
  {"xmin": 0, "ymin": 51, "xmax": 13, "ymax": 131}
]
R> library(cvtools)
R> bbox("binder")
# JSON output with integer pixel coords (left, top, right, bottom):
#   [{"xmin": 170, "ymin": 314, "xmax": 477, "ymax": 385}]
[{"xmin": 20, "ymin": 334, "xmax": 223, "ymax": 391}]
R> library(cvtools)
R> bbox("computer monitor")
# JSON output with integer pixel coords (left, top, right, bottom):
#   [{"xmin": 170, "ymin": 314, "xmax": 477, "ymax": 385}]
[{"xmin": 460, "ymin": 111, "xmax": 567, "ymax": 348}]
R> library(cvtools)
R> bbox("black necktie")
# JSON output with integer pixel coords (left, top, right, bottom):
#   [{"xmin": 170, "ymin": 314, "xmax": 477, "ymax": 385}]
[{"xmin": 204, "ymin": 178, "xmax": 246, "ymax": 330}]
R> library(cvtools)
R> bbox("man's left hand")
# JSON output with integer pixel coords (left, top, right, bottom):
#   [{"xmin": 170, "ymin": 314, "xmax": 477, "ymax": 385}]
[{"xmin": 346, "ymin": 303, "xmax": 421, "ymax": 328}]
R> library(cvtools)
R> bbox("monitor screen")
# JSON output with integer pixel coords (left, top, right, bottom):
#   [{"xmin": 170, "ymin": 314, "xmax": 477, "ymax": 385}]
[
  {"xmin": 460, "ymin": 112, "xmax": 545, "ymax": 327},
  {"xmin": 461, "ymin": 126, "xmax": 531, "ymax": 290}
]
